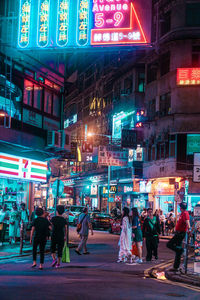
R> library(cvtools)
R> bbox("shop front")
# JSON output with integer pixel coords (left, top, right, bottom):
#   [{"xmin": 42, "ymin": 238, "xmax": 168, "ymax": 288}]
[{"xmin": 0, "ymin": 152, "xmax": 48, "ymax": 212}]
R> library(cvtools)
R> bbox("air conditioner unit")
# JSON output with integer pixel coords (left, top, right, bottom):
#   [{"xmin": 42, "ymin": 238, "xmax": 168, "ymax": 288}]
[
  {"xmin": 47, "ymin": 131, "xmax": 61, "ymax": 148},
  {"xmin": 60, "ymin": 130, "xmax": 71, "ymax": 151}
]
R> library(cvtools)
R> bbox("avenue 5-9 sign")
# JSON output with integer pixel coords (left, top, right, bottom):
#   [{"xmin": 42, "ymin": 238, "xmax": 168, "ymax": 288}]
[{"xmin": 18, "ymin": 0, "xmax": 150, "ymax": 49}]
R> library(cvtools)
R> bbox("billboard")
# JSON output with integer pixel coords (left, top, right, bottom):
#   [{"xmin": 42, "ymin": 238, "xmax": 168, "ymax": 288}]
[
  {"xmin": 177, "ymin": 68, "xmax": 200, "ymax": 85},
  {"xmin": 18, "ymin": 0, "xmax": 150, "ymax": 49}
]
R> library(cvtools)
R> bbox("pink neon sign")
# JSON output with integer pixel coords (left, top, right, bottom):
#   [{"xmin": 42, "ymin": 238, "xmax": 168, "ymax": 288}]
[{"xmin": 91, "ymin": 0, "xmax": 147, "ymax": 45}]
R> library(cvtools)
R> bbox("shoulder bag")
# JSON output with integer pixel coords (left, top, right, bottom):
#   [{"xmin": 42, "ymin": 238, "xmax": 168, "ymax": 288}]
[{"xmin": 76, "ymin": 214, "xmax": 87, "ymax": 233}]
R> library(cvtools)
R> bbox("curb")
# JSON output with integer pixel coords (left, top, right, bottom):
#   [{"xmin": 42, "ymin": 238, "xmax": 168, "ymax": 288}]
[{"xmin": 165, "ymin": 270, "xmax": 200, "ymax": 287}]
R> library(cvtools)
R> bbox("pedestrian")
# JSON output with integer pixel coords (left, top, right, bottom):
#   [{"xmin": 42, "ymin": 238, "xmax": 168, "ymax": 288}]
[
  {"xmin": 132, "ymin": 207, "xmax": 143, "ymax": 263},
  {"xmin": 20, "ymin": 203, "xmax": 29, "ymax": 241},
  {"xmin": 9, "ymin": 203, "xmax": 20, "ymax": 244},
  {"xmin": 159, "ymin": 210, "xmax": 165, "ymax": 236},
  {"xmin": 51, "ymin": 205, "xmax": 68, "ymax": 268},
  {"xmin": 75, "ymin": 207, "xmax": 93, "ymax": 255},
  {"xmin": 142, "ymin": 208, "xmax": 160, "ymax": 261},
  {"xmin": 140, "ymin": 208, "xmax": 147, "ymax": 230},
  {"xmin": 167, "ymin": 202, "xmax": 190, "ymax": 271},
  {"xmin": 166, "ymin": 213, "xmax": 175, "ymax": 236},
  {"xmin": 30, "ymin": 207, "xmax": 51, "ymax": 270},
  {"xmin": 117, "ymin": 207, "xmax": 132, "ymax": 263},
  {"xmin": 0, "ymin": 204, "xmax": 9, "ymax": 246}
]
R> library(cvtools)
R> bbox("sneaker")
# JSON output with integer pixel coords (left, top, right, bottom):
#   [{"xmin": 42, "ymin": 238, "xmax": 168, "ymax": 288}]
[
  {"xmin": 135, "ymin": 258, "xmax": 143, "ymax": 264},
  {"xmin": 51, "ymin": 259, "xmax": 57, "ymax": 267},
  {"xmin": 75, "ymin": 249, "xmax": 81, "ymax": 255},
  {"xmin": 117, "ymin": 259, "xmax": 123, "ymax": 263}
]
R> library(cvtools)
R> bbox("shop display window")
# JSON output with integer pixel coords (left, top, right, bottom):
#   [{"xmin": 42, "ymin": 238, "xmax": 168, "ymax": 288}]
[{"xmin": 24, "ymin": 80, "xmax": 33, "ymax": 106}]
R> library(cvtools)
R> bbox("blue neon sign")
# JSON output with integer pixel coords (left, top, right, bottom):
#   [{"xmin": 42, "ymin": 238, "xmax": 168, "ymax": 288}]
[
  {"xmin": 56, "ymin": 0, "xmax": 70, "ymax": 47},
  {"xmin": 76, "ymin": 0, "xmax": 90, "ymax": 46},
  {"xmin": 18, "ymin": 0, "xmax": 32, "ymax": 48},
  {"xmin": 37, "ymin": 0, "xmax": 50, "ymax": 48}
]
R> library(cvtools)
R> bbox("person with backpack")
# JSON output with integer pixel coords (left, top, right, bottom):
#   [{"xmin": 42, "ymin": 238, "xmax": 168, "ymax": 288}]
[
  {"xmin": 142, "ymin": 208, "xmax": 160, "ymax": 261},
  {"xmin": 75, "ymin": 207, "xmax": 93, "ymax": 255},
  {"xmin": 51, "ymin": 205, "xmax": 68, "ymax": 268}
]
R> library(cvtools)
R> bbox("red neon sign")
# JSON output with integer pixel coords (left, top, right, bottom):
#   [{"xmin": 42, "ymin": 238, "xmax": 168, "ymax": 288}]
[
  {"xmin": 91, "ymin": 0, "xmax": 147, "ymax": 45},
  {"xmin": 177, "ymin": 68, "xmax": 200, "ymax": 85}
]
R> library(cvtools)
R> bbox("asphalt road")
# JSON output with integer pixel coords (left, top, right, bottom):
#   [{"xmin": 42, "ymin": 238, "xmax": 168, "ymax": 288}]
[{"xmin": 0, "ymin": 228, "xmax": 199, "ymax": 300}]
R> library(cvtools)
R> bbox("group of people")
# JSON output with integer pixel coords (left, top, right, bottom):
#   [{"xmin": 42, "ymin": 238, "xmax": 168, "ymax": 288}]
[
  {"xmin": 118, "ymin": 202, "xmax": 191, "ymax": 271},
  {"xmin": 0, "ymin": 203, "xmax": 29, "ymax": 246}
]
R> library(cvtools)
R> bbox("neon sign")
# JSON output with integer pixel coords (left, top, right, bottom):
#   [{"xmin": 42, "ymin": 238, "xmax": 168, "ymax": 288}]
[
  {"xmin": 37, "ymin": 0, "xmax": 50, "ymax": 48},
  {"xmin": 177, "ymin": 68, "xmax": 200, "ymax": 85},
  {"xmin": 77, "ymin": 0, "xmax": 90, "ymax": 46},
  {"xmin": 91, "ymin": 0, "xmax": 147, "ymax": 45},
  {"xmin": 0, "ymin": 153, "xmax": 48, "ymax": 182},
  {"xmin": 18, "ymin": 0, "xmax": 149, "ymax": 49},
  {"xmin": 18, "ymin": 0, "xmax": 32, "ymax": 48},
  {"xmin": 56, "ymin": 0, "xmax": 70, "ymax": 47}
]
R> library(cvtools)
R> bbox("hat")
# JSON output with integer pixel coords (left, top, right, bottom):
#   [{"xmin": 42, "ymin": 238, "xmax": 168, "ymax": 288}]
[{"xmin": 180, "ymin": 202, "xmax": 187, "ymax": 210}]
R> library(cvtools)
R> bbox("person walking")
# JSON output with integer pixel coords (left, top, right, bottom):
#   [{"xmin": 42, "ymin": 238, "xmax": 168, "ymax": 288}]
[
  {"xmin": 132, "ymin": 207, "xmax": 143, "ymax": 263},
  {"xmin": 117, "ymin": 207, "xmax": 132, "ymax": 263},
  {"xmin": 20, "ymin": 203, "xmax": 29, "ymax": 241},
  {"xmin": 0, "ymin": 204, "xmax": 9, "ymax": 246},
  {"xmin": 30, "ymin": 207, "xmax": 51, "ymax": 270},
  {"xmin": 142, "ymin": 208, "xmax": 160, "ymax": 261},
  {"xmin": 167, "ymin": 202, "xmax": 190, "ymax": 271},
  {"xmin": 9, "ymin": 203, "xmax": 20, "ymax": 244},
  {"xmin": 75, "ymin": 207, "xmax": 93, "ymax": 255},
  {"xmin": 51, "ymin": 205, "xmax": 68, "ymax": 268}
]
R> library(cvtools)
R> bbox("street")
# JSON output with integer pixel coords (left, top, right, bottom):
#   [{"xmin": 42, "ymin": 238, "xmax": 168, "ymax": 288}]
[{"xmin": 0, "ymin": 228, "xmax": 199, "ymax": 300}]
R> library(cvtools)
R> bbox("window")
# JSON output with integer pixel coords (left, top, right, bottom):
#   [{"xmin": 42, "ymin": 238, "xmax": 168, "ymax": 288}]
[
  {"xmin": 186, "ymin": 3, "xmax": 200, "ymax": 27},
  {"xmin": 44, "ymin": 90, "xmax": 52, "ymax": 114},
  {"xmin": 148, "ymin": 99, "xmax": 156, "ymax": 120},
  {"xmin": 138, "ymin": 71, "xmax": 145, "ymax": 92},
  {"xmin": 160, "ymin": 11, "xmax": 171, "ymax": 37},
  {"xmin": 159, "ymin": 93, "xmax": 171, "ymax": 116},
  {"xmin": 53, "ymin": 94, "xmax": 60, "ymax": 117},
  {"xmin": 169, "ymin": 141, "xmax": 176, "ymax": 157},
  {"xmin": 151, "ymin": 146, "xmax": 156, "ymax": 160},
  {"xmin": 124, "ymin": 76, "xmax": 132, "ymax": 94},
  {"xmin": 192, "ymin": 46, "xmax": 200, "ymax": 67},
  {"xmin": 156, "ymin": 144, "xmax": 160, "ymax": 160},
  {"xmin": 160, "ymin": 52, "xmax": 170, "ymax": 76},
  {"xmin": 23, "ymin": 80, "xmax": 33, "ymax": 106},
  {"xmin": 147, "ymin": 61, "xmax": 157, "ymax": 83},
  {"xmin": 160, "ymin": 144, "xmax": 165, "ymax": 159},
  {"xmin": 33, "ymin": 85, "xmax": 42, "ymax": 110}
]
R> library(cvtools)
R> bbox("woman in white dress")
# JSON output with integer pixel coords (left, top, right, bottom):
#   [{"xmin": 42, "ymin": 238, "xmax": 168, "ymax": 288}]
[{"xmin": 117, "ymin": 207, "xmax": 132, "ymax": 263}]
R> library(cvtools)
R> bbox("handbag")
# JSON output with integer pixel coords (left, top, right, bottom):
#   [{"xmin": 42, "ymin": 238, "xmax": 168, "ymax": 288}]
[
  {"xmin": 76, "ymin": 214, "xmax": 87, "ymax": 233},
  {"xmin": 62, "ymin": 242, "xmax": 70, "ymax": 263}
]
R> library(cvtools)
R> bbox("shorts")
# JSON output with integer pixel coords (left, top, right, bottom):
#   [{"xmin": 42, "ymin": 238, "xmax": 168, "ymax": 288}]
[
  {"xmin": 133, "ymin": 228, "xmax": 143, "ymax": 243},
  {"xmin": 51, "ymin": 239, "xmax": 64, "ymax": 258}
]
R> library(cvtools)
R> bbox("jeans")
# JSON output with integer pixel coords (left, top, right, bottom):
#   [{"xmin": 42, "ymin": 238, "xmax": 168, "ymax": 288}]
[
  {"xmin": 167, "ymin": 232, "xmax": 185, "ymax": 269},
  {"xmin": 146, "ymin": 236, "xmax": 158, "ymax": 261},
  {"xmin": 77, "ymin": 235, "xmax": 88, "ymax": 253},
  {"xmin": 32, "ymin": 237, "xmax": 46, "ymax": 264}
]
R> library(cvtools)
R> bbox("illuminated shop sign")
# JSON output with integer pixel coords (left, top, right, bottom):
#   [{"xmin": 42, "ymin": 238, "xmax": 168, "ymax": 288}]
[
  {"xmin": 18, "ymin": 0, "xmax": 149, "ymax": 49},
  {"xmin": 18, "ymin": 0, "xmax": 32, "ymax": 48},
  {"xmin": 124, "ymin": 185, "xmax": 133, "ymax": 193},
  {"xmin": 64, "ymin": 114, "xmax": 77, "ymax": 128},
  {"xmin": 37, "ymin": 0, "xmax": 50, "ymax": 47},
  {"xmin": 0, "ymin": 153, "xmax": 48, "ymax": 182},
  {"xmin": 177, "ymin": 68, "xmax": 200, "ymax": 85},
  {"xmin": 57, "ymin": 0, "xmax": 70, "ymax": 47}
]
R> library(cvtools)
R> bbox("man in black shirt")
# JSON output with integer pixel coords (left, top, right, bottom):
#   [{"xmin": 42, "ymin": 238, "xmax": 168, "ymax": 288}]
[
  {"xmin": 30, "ymin": 207, "xmax": 51, "ymax": 270},
  {"xmin": 51, "ymin": 205, "xmax": 67, "ymax": 268}
]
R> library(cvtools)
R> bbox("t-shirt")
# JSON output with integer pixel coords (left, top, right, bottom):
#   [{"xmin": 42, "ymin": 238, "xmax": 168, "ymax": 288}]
[
  {"xmin": 32, "ymin": 217, "xmax": 50, "ymax": 240},
  {"xmin": 51, "ymin": 216, "xmax": 67, "ymax": 240},
  {"xmin": 175, "ymin": 211, "xmax": 190, "ymax": 232},
  {"xmin": 78, "ymin": 213, "xmax": 90, "ymax": 236},
  {"xmin": 132, "ymin": 216, "xmax": 141, "ymax": 229},
  {"xmin": 21, "ymin": 209, "xmax": 29, "ymax": 223}
]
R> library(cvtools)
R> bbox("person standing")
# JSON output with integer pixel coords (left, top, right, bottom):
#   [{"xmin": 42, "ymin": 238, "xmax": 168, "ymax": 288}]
[
  {"xmin": 159, "ymin": 210, "xmax": 165, "ymax": 236},
  {"xmin": 167, "ymin": 202, "xmax": 190, "ymax": 271},
  {"xmin": 51, "ymin": 205, "xmax": 68, "ymax": 268},
  {"xmin": 117, "ymin": 207, "xmax": 132, "ymax": 263},
  {"xmin": 20, "ymin": 203, "xmax": 29, "ymax": 241},
  {"xmin": 142, "ymin": 208, "xmax": 160, "ymax": 261},
  {"xmin": 30, "ymin": 207, "xmax": 51, "ymax": 270},
  {"xmin": 0, "ymin": 204, "xmax": 9, "ymax": 246},
  {"xmin": 132, "ymin": 207, "xmax": 143, "ymax": 263},
  {"xmin": 9, "ymin": 203, "xmax": 20, "ymax": 244},
  {"xmin": 75, "ymin": 207, "xmax": 93, "ymax": 255}
]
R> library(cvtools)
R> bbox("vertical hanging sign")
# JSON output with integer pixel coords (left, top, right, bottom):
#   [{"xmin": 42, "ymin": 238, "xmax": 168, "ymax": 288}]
[
  {"xmin": 37, "ymin": 0, "xmax": 50, "ymax": 48},
  {"xmin": 18, "ymin": 0, "xmax": 32, "ymax": 48},
  {"xmin": 76, "ymin": 0, "xmax": 90, "ymax": 46},
  {"xmin": 56, "ymin": 0, "xmax": 70, "ymax": 47}
]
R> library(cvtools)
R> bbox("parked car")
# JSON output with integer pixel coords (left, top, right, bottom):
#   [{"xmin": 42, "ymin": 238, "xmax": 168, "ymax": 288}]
[
  {"xmin": 109, "ymin": 217, "xmax": 121, "ymax": 234},
  {"xmin": 90, "ymin": 213, "xmax": 112, "ymax": 230},
  {"xmin": 68, "ymin": 205, "xmax": 85, "ymax": 224}
]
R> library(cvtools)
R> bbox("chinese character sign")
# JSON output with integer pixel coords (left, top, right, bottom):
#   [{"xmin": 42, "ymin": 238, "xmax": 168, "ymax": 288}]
[
  {"xmin": 177, "ymin": 68, "xmax": 200, "ymax": 85},
  {"xmin": 37, "ymin": 0, "xmax": 50, "ymax": 47},
  {"xmin": 91, "ymin": 0, "xmax": 147, "ymax": 45},
  {"xmin": 57, "ymin": 0, "xmax": 70, "ymax": 47},
  {"xmin": 18, "ymin": 0, "xmax": 149, "ymax": 49},
  {"xmin": 98, "ymin": 146, "xmax": 128, "ymax": 166},
  {"xmin": 18, "ymin": 0, "xmax": 32, "ymax": 48}
]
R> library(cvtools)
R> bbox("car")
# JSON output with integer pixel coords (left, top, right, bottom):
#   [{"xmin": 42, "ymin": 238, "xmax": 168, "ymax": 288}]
[
  {"xmin": 68, "ymin": 205, "xmax": 85, "ymax": 224},
  {"xmin": 90, "ymin": 212, "xmax": 112, "ymax": 230},
  {"xmin": 109, "ymin": 217, "xmax": 121, "ymax": 234}
]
